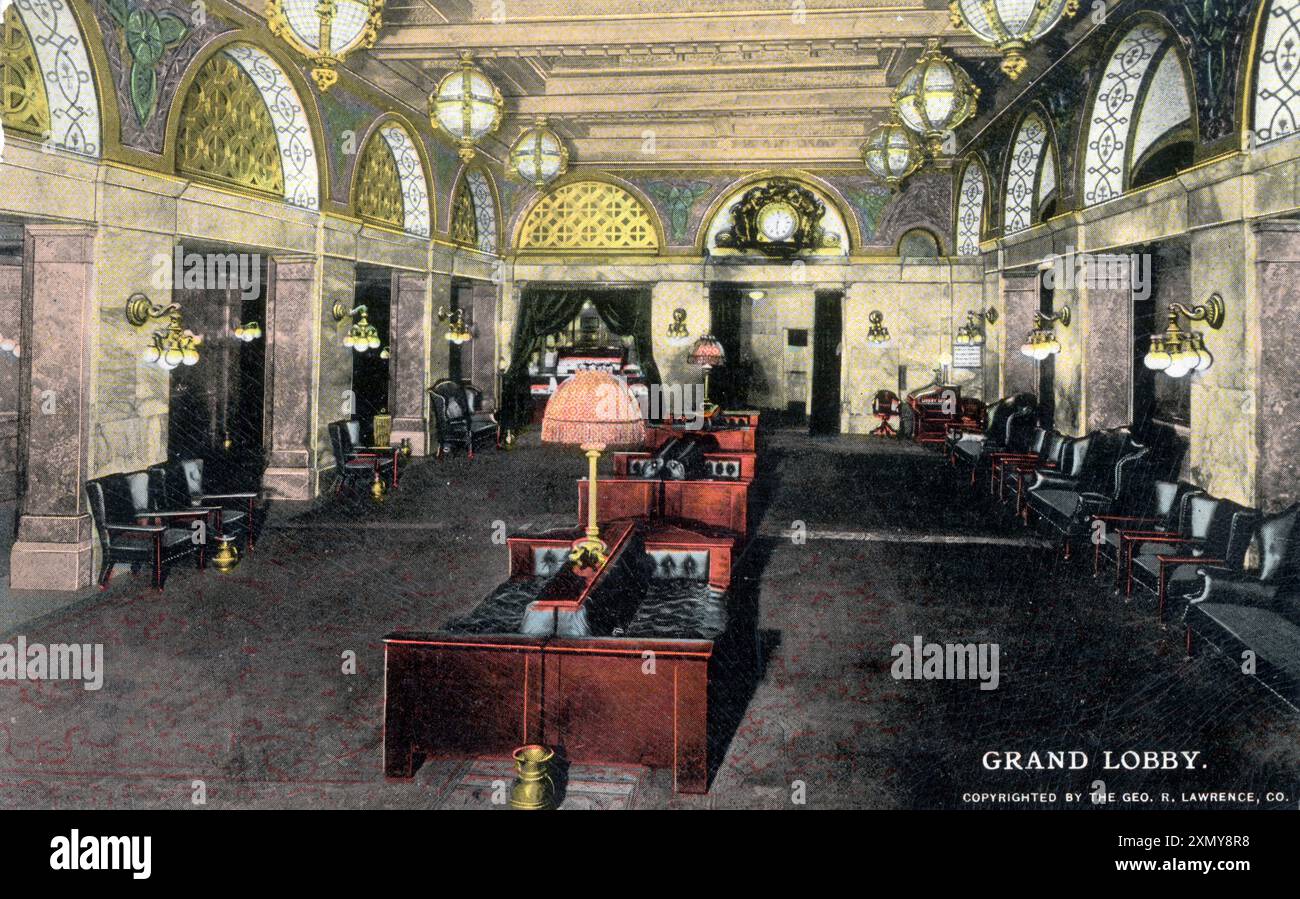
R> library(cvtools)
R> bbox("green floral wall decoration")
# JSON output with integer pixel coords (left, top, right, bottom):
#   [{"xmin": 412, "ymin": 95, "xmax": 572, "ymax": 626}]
[
  {"xmin": 645, "ymin": 180, "xmax": 713, "ymax": 244},
  {"xmin": 843, "ymin": 186, "xmax": 892, "ymax": 241},
  {"xmin": 105, "ymin": 0, "xmax": 191, "ymax": 127}
]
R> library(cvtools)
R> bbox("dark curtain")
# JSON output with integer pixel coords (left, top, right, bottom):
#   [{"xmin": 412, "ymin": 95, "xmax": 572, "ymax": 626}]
[{"xmin": 499, "ymin": 287, "xmax": 661, "ymax": 430}]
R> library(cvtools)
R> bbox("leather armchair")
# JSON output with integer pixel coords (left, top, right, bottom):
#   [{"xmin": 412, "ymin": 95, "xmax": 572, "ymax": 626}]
[
  {"xmin": 86, "ymin": 473, "xmax": 205, "ymax": 589},
  {"xmin": 328, "ymin": 421, "xmax": 386, "ymax": 496},
  {"xmin": 1029, "ymin": 436, "xmax": 1151, "ymax": 558},
  {"xmin": 1123, "ymin": 494, "xmax": 1258, "ymax": 620},
  {"xmin": 1001, "ymin": 431, "xmax": 1069, "ymax": 515},
  {"xmin": 1023, "ymin": 431, "xmax": 1124, "ymax": 529},
  {"xmin": 429, "ymin": 379, "xmax": 498, "ymax": 459},
  {"xmin": 1186, "ymin": 503, "xmax": 1300, "ymax": 612},
  {"xmin": 159, "ymin": 458, "xmax": 261, "ymax": 553},
  {"xmin": 1091, "ymin": 480, "xmax": 1203, "ymax": 585},
  {"xmin": 948, "ymin": 393, "xmax": 1036, "ymax": 485}
]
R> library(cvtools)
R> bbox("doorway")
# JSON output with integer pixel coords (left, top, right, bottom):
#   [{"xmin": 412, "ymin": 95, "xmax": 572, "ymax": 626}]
[
  {"xmin": 167, "ymin": 244, "xmax": 268, "ymax": 486},
  {"xmin": 708, "ymin": 284, "xmax": 744, "ymax": 408},
  {"xmin": 810, "ymin": 289, "xmax": 843, "ymax": 435},
  {"xmin": 448, "ymin": 279, "xmax": 473, "ymax": 384},
  {"xmin": 351, "ymin": 265, "xmax": 392, "ymax": 442}
]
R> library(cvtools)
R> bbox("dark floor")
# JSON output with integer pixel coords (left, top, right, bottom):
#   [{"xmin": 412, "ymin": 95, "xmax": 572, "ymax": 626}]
[{"xmin": 0, "ymin": 432, "xmax": 1296, "ymax": 809}]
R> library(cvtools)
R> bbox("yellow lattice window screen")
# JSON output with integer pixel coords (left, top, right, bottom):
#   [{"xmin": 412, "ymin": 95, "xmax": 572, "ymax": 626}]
[
  {"xmin": 0, "ymin": 5, "xmax": 50, "ymax": 139},
  {"xmin": 518, "ymin": 181, "xmax": 659, "ymax": 252},
  {"xmin": 451, "ymin": 186, "xmax": 477, "ymax": 246},
  {"xmin": 176, "ymin": 53, "xmax": 284, "ymax": 196},
  {"xmin": 355, "ymin": 133, "xmax": 404, "ymax": 228}
]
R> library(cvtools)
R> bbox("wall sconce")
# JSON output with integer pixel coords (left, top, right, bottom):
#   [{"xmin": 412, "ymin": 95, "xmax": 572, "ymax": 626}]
[
  {"xmin": 955, "ymin": 308, "xmax": 997, "ymax": 346},
  {"xmin": 867, "ymin": 310, "xmax": 891, "ymax": 347},
  {"xmin": 748, "ymin": 289, "xmax": 767, "ymax": 301},
  {"xmin": 665, "ymin": 307, "xmax": 691, "ymax": 347},
  {"xmin": 234, "ymin": 321, "xmax": 262, "ymax": 342},
  {"xmin": 0, "ymin": 333, "xmax": 19, "ymax": 358},
  {"xmin": 127, "ymin": 294, "xmax": 202, "ymax": 371},
  {"xmin": 332, "ymin": 303, "xmax": 382, "ymax": 353},
  {"xmin": 379, "ymin": 346, "xmax": 391, "ymax": 360},
  {"xmin": 437, "ymin": 306, "xmax": 473, "ymax": 345},
  {"xmin": 1019, "ymin": 307, "xmax": 1070, "ymax": 361},
  {"xmin": 1144, "ymin": 293, "xmax": 1224, "ymax": 378}
]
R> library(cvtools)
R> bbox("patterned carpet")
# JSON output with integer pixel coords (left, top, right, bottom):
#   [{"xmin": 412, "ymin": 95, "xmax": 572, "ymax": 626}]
[{"xmin": 1, "ymin": 433, "xmax": 1297, "ymax": 809}]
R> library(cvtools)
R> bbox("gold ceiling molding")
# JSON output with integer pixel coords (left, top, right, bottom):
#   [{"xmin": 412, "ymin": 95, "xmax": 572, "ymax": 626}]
[
  {"xmin": 0, "ymin": 4, "xmax": 50, "ymax": 139},
  {"xmin": 354, "ymin": 131, "xmax": 405, "ymax": 229},
  {"xmin": 516, "ymin": 179, "xmax": 661, "ymax": 253},
  {"xmin": 175, "ymin": 52, "xmax": 285, "ymax": 197}
]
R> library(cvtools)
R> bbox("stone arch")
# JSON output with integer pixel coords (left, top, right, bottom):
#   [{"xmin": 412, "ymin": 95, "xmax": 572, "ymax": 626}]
[
  {"xmin": 6, "ymin": 0, "xmax": 102, "ymax": 156},
  {"xmin": 697, "ymin": 171, "xmax": 856, "ymax": 256},
  {"xmin": 954, "ymin": 156, "xmax": 987, "ymax": 256},
  {"xmin": 1003, "ymin": 106, "xmax": 1058, "ymax": 235},
  {"xmin": 514, "ymin": 175, "xmax": 663, "ymax": 254},
  {"xmin": 1080, "ymin": 18, "xmax": 1195, "ymax": 206},
  {"xmin": 450, "ymin": 164, "xmax": 500, "ymax": 254},
  {"xmin": 1251, "ymin": 0, "xmax": 1300, "ymax": 147},
  {"xmin": 166, "ymin": 36, "xmax": 323, "ymax": 211},
  {"xmin": 352, "ymin": 115, "xmax": 432, "ymax": 237}
]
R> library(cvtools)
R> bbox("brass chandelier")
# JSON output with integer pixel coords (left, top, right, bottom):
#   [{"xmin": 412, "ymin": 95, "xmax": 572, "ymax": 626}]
[
  {"xmin": 430, "ymin": 52, "xmax": 504, "ymax": 162},
  {"xmin": 509, "ymin": 116, "xmax": 569, "ymax": 188},
  {"xmin": 127, "ymin": 294, "xmax": 202, "ymax": 371},
  {"xmin": 893, "ymin": 39, "xmax": 980, "ymax": 157},
  {"xmin": 266, "ymin": 0, "xmax": 385, "ymax": 92},
  {"xmin": 862, "ymin": 112, "xmax": 925, "ymax": 190},
  {"xmin": 949, "ymin": 0, "xmax": 1079, "ymax": 80},
  {"xmin": 1020, "ymin": 308, "xmax": 1070, "ymax": 361}
]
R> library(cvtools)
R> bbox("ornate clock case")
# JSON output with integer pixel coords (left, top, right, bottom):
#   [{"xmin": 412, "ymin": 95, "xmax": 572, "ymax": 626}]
[{"xmin": 714, "ymin": 178, "xmax": 839, "ymax": 258}]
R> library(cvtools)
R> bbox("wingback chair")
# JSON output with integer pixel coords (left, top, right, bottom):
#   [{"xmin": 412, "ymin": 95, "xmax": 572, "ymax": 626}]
[
  {"xmin": 161, "ymin": 458, "xmax": 261, "ymax": 553},
  {"xmin": 429, "ymin": 379, "xmax": 498, "ymax": 459}
]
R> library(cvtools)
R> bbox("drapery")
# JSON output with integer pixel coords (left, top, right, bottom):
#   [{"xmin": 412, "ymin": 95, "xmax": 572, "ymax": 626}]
[{"xmin": 500, "ymin": 288, "xmax": 662, "ymax": 430}]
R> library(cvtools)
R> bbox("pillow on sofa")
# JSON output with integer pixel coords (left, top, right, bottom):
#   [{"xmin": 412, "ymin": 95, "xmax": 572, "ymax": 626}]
[{"xmin": 647, "ymin": 550, "xmax": 708, "ymax": 580}]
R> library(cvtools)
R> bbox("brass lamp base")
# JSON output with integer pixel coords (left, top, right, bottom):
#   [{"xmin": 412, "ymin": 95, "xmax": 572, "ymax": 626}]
[{"xmin": 568, "ymin": 535, "xmax": 608, "ymax": 570}]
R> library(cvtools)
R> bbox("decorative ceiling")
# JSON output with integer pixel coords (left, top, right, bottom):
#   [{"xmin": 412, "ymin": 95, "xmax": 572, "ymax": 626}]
[{"xmin": 333, "ymin": 0, "xmax": 999, "ymax": 168}]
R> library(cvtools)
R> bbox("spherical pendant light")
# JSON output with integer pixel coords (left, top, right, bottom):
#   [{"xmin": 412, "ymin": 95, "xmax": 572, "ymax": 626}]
[
  {"xmin": 267, "ymin": 0, "xmax": 384, "ymax": 92},
  {"xmin": 893, "ymin": 39, "xmax": 980, "ymax": 156},
  {"xmin": 429, "ymin": 51, "xmax": 503, "ymax": 162},
  {"xmin": 509, "ymin": 116, "xmax": 569, "ymax": 188},
  {"xmin": 949, "ymin": 0, "xmax": 1080, "ymax": 80},
  {"xmin": 861, "ymin": 113, "xmax": 925, "ymax": 191}
]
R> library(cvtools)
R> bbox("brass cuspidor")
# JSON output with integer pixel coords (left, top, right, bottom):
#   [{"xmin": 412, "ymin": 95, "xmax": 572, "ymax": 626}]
[{"xmin": 509, "ymin": 744, "xmax": 556, "ymax": 810}]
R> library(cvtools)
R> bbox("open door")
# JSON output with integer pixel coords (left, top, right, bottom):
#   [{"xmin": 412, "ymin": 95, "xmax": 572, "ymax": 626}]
[{"xmin": 810, "ymin": 289, "xmax": 842, "ymax": 434}]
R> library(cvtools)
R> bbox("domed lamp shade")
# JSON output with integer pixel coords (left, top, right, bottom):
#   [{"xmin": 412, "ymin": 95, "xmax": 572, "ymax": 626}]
[
  {"xmin": 430, "ymin": 52, "xmax": 504, "ymax": 162},
  {"xmin": 267, "ymin": 0, "xmax": 384, "ymax": 92},
  {"xmin": 542, "ymin": 371, "xmax": 646, "ymax": 569},
  {"xmin": 688, "ymin": 334, "xmax": 726, "ymax": 409},
  {"xmin": 893, "ymin": 40, "xmax": 980, "ymax": 156},
  {"xmin": 510, "ymin": 116, "xmax": 570, "ymax": 188},
  {"xmin": 861, "ymin": 113, "xmax": 925, "ymax": 191},
  {"xmin": 950, "ymin": 0, "xmax": 1079, "ymax": 80}
]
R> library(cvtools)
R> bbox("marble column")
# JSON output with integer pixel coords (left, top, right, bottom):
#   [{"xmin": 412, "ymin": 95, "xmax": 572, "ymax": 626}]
[
  {"xmin": 1000, "ymin": 271, "xmax": 1040, "ymax": 398},
  {"xmin": 470, "ymin": 279, "xmax": 499, "ymax": 408},
  {"xmin": 0, "ymin": 264, "xmax": 21, "ymax": 500},
  {"xmin": 262, "ymin": 256, "xmax": 318, "ymax": 500},
  {"xmin": 10, "ymin": 227, "xmax": 97, "ymax": 591},
  {"xmin": 390, "ymin": 269, "xmax": 431, "ymax": 454},
  {"xmin": 1254, "ymin": 220, "xmax": 1300, "ymax": 511},
  {"xmin": 1080, "ymin": 253, "xmax": 1133, "ymax": 432}
]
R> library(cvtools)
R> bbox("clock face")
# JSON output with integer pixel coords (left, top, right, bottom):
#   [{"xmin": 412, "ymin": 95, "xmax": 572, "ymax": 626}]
[{"xmin": 758, "ymin": 202, "xmax": 798, "ymax": 241}]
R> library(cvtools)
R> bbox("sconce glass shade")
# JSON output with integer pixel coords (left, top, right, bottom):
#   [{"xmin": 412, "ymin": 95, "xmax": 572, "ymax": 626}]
[
  {"xmin": 862, "ymin": 114, "xmax": 925, "ymax": 190},
  {"xmin": 267, "ymin": 0, "xmax": 383, "ymax": 92},
  {"xmin": 949, "ymin": 0, "xmax": 1079, "ymax": 80},
  {"xmin": 509, "ymin": 116, "xmax": 569, "ymax": 188},
  {"xmin": 234, "ymin": 321, "xmax": 262, "ymax": 342},
  {"xmin": 688, "ymin": 335, "xmax": 726, "ymax": 368},
  {"xmin": 893, "ymin": 39, "xmax": 980, "ymax": 155},
  {"xmin": 430, "ymin": 53, "xmax": 504, "ymax": 161}
]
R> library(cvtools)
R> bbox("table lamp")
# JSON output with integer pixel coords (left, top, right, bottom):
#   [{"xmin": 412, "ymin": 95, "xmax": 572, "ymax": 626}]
[
  {"xmin": 541, "ymin": 370, "xmax": 646, "ymax": 568},
  {"xmin": 688, "ymin": 334, "xmax": 725, "ymax": 411}
]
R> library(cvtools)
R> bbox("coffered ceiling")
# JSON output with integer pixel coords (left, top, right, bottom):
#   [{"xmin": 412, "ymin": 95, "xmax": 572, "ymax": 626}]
[{"xmin": 261, "ymin": 0, "xmax": 1001, "ymax": 168}]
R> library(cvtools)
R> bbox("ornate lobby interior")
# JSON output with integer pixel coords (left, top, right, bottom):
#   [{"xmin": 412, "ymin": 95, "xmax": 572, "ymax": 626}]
[{"xmin": 0, "ymin": 0, "xmax": 1298, "ymax": 810}]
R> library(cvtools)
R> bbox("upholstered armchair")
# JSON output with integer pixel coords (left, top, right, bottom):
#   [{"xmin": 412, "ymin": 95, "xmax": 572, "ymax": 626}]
[
  {"xmin": 1091, "ymin": 480, "xmax": 1204, "ymax": 584},
  {"xmin": 336, "ymin": 419, "xmax": 397, "ymax": 487},
  {"xmin": 999, "ymin": 430, "xmax": 1069, "ymax": 512},
  {"xmin": 1023, "ymin": 431, "xmax": 1124, "ymax": 526},
  {"xmin": 160, "ymin": 458, "xmax": 261, "ymax": 552},
  {"xmin": 328, "ymin": 421, "xmax": 386, "ymax": 496},
  {"xmin": 948, "ymin": 394, "xmax": 1036, "ymax": 485},
  {"xmin": 429, "ymin": 380, "xmax": 499, "ymax": 459},
  {"xmin": 1028, "ymin": 437, "xmax": 1151, "ymax": 559},
  {"xmin": 1186, "ymin": 504, "xmax": 1300, "ymax": 614},
  {"xmin": 1123, "ymin": 494, "xmax": 1258, "ymax": 620},
  {"xmin": 86, "ymin": 474, "xmax": 204, "ymax": 589}
]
